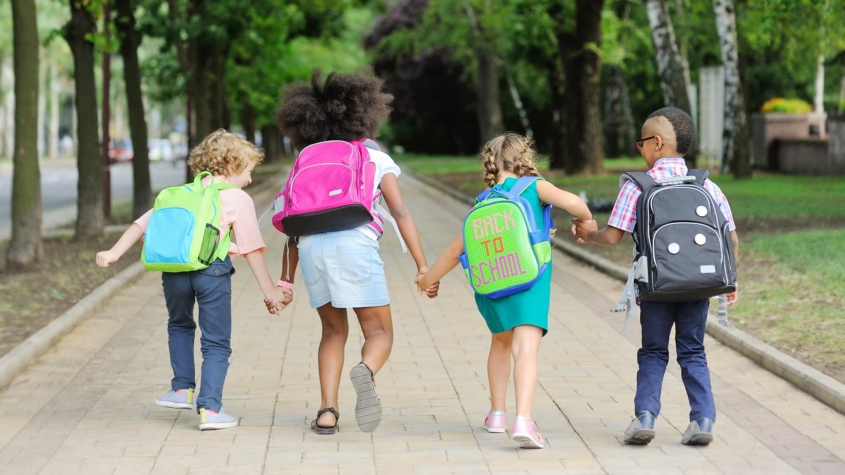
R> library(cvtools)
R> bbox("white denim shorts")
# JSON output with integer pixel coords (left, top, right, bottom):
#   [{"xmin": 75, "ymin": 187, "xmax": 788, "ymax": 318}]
[{"xmin": 297, "ymin": 229, "xmax": 390, "ymax": 309}]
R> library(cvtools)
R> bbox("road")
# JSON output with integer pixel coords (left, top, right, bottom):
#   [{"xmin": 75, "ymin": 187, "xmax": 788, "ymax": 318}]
[{"xmin": 0, "ymin": 160, "xmax": 187, "ymax": 240}]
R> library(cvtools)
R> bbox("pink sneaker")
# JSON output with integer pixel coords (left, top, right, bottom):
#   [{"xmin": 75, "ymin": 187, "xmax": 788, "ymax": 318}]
[
  {"xmin": 483, "ymin": 411, "xmax": 507, "ymax": 433},
  {"xmin": 512, "ymin": 416, "xmax": 544, "ymax": 449}
]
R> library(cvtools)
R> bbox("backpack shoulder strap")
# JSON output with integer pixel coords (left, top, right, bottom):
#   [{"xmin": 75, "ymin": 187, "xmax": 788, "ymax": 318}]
[
  {"xmin": 509, "ymin": 176, "xmax": 540, "ymax": 197},
  {"xmin": 688, "ymin": 169, "xmax": 710, "ymax": 185},
  {"xmin": 619, "ymin": 172, "xmax": 655, "ymax": 193}
]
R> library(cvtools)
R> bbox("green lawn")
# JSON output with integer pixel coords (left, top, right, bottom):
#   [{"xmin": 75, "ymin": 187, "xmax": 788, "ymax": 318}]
[{"xmin": 399, "ymin": 153, "xmax": 845, "ymax": 382}]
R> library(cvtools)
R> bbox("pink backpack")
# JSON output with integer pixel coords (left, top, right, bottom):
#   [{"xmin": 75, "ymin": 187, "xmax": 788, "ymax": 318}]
[{"xmin": 272, "ymin": 140, "xmax": 379, "ymax": 237}]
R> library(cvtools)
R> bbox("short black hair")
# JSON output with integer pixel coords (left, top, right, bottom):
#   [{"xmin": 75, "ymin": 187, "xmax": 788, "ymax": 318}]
[
  {"xmin": 647, "ymin": 107, "xmax": 695, "ymax": 155},
  {"xmin": 276, "ymin": 68, "xmax": 393, "ymax": 150}
]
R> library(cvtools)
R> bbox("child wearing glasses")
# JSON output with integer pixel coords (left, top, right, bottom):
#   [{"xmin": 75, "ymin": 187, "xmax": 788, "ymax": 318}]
[{"xmin": 573, "ymin": 107, "xmax": 739, "ymax": 446}]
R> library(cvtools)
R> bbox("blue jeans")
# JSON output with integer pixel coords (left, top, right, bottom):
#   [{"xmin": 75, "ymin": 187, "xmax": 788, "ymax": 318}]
[
  {"xmin": 635, "ymin": 299, "xmax": 716, "ymax": 421},
  {"xmin": 161, "ymin": 258, "xmax": 234, "ymax": 413}
]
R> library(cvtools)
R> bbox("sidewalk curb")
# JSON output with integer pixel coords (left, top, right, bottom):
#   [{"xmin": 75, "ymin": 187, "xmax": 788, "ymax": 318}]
[
  {"xmin": 0, "ymin": 261, "xmax": 146, "ymax": 390},
  {"xmin": 0, "ymin": 173, "xmax": 286, "ymax": 391},
  {"xmin": 407, "ymin": 169, "xmax": 845, "ymax": 415}
]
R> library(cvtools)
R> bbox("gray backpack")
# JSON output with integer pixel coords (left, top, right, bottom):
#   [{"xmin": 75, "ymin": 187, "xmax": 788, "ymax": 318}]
[{"xmin": 615, "ymin": 171, "xmax": 737, "ymax": 328}]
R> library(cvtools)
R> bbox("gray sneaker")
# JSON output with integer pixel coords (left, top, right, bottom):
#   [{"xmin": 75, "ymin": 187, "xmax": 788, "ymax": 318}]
[
  {"xmin": 681, "ymin": 418, "xmax": 714, "ymax": 445},
  {"xmin": 199, "ymin": 408, "xmax": 238, "ymax": 431},
  {"xmin": 623, "ymin": 411, "xmax": 656, "ymax": 445},
  {"xmin": 154, "ymin": 388, "xmax": 194, "ymax": 409}
]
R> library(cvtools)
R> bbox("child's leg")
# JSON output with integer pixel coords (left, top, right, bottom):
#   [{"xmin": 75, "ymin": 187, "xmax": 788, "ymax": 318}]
[
  {"xmin": 511, "ymin": 325, "xmax": 543, "ymax": 419},
  {"xmin": 674, "ymin": 299, "xmax": 715, "ymax": 421},
  {"xmin": 193, "ymin": 262, "xmax": 234, "ymax": 413},
  {"xmin": 635, "ymin": 301, "xmax": 675, "ymax": 418},
  {"xmin": 316, "ymin": 304, "xmax": 350, "ymax": 427},
  {"xmin": 489, "ymin": 331, "xmax": 513, "ymax": 413},
  {"xmin": 161, "ymin": 272, "xmax": 197, "ymax": 391},
  {"xmin": 353, "ymin": 305, "xmax": 393, "ymax": 374}
]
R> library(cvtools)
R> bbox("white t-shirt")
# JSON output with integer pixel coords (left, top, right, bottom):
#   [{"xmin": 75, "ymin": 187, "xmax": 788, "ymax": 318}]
[{"xmin": 357, "ymin": 148, "xmax": 401, "ymax": 241}]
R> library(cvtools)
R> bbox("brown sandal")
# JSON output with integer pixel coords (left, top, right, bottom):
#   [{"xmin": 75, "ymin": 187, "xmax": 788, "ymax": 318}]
[{"xmin": 311, "ymin": 407, "xmax": 339, "ymax": 435}]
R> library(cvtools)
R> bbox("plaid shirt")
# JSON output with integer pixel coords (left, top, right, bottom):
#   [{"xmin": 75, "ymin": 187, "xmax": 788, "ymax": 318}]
[{"xmin": 608, "ymin": 158, "xmax": 736, "ymax": 233}]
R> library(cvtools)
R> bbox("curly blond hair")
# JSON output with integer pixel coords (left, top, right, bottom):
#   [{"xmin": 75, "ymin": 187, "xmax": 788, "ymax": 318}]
[
  {"xmin": 481, "ymin": 133, "xmax": 540, "ymax": 188},
  {"xmin": 187, "ymin": 129, "xmax": 264, "ymax": 176}
]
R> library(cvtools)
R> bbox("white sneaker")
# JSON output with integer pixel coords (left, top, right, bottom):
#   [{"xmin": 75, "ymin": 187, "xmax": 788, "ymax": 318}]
[
  {"xmin": 199, "ymin": 407, "xmax": 238, "ymax": 431},
  {"xmin": 154, "ymin": 389, "xmax": 194, "ymax": 409}
]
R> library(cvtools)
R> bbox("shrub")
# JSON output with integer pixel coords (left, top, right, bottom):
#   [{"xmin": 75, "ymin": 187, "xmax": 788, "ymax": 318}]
[{"xmin": 761, "ymin": 98, "xmax": 813, "ymax": 114}]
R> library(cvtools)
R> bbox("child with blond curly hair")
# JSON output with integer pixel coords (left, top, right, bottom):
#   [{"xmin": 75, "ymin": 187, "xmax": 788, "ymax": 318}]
[{"xmin": 96, "ymin": 130, "xmax": 289, "ymax": 430}]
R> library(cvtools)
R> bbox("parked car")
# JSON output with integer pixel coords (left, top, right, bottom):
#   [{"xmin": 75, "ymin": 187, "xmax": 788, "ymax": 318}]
[
  {"xmin": 148, "ymin": 139, "xmax": 174, "ymax": 162},
  {"xmin": 108, "ymin": 139, "xmax": 133, "ymax": 163}
]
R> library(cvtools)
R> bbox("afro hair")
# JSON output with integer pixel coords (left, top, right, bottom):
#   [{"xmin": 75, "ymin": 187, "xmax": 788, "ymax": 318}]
[
  {"xmin": 647, "ymin": 107, "xmax": 696, "ymax": 155},
  {"xmin": 276, "ymin": 68, "xmax": 394, "ymax": 150}
]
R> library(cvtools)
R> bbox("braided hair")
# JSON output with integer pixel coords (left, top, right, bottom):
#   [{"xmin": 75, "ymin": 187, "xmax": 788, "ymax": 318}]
[{"xmin": 480, "ymin": 133, "xmax": 540, "ymax": 188}]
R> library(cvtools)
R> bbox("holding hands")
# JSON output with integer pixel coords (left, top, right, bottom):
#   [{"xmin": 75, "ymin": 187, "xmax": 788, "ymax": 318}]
[
  {"xmin": 264, "ymin": 285, "xmax": 293, "ymax": 315},
  {"xmin": 571, "ymin": 219, "xmax": 598, "ymax": 244},
  {"xmin": 415, "ymin": 266, "xmax": 440, "ymax": 298}
]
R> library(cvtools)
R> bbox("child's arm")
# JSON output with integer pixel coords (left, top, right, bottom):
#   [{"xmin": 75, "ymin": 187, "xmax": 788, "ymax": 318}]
[
  {"xmin": 418, "ymin": 233, "xmax": 463, "ymax": 291},
  {"xmin": 727, "ymin": 230, "xmax": 739, "ymax": 306},
  {"xmin": 380, "ymin": 173, "xmax": 429, "ymax": 277},
  {"xmin": 96, "ymin": 223, "xmax": 145, "ymax": 267},
  {"xmin": 265, "ymin": 237, "xmax": 298, "ymax": 313},
  {"xmin": 536, "ymin": 180, "xmax": 593, "ymax": 221},
  {"xmin": 572, "ymin": 220, "xmax": 626, "ymax": 246}
]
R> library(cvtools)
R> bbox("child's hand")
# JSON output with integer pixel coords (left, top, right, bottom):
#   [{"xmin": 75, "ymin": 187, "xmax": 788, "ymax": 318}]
[
  {"xmin": 571, "ymin": 219, "xmax": 598, "ymax": 244},
  {"xmin": 264, "ymin": 287, "xmax": 290, "ymax": 314},
  {"xmin": 422, "ymin": 282, "xmax": 440, "ymax": 298},
  {"xmin": 726, "ymin": 290, "xmax": 738, "ymax": 306},
  {"xmin": 96, "ymin": 250, "xmax": 120, "ymax": 268}
]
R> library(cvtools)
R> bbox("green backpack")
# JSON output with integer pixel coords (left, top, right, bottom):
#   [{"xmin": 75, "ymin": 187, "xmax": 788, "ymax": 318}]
[
  {"xmin": 141, "ymin": 171, "xmax": 234, "ymax": 272},
  {"xmin": 458, "ymin": 177, "xmax": 554, "ymax": 299}
]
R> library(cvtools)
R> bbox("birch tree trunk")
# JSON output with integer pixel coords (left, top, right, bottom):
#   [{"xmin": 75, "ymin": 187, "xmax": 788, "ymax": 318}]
[
  {"xmin": 66, "ymin": 0, "xmax": 105, "ymax": 239},
  {"xmin": 7, "ymin": 0, "xmax": 43, "ymax": 271},
  {"xmin": 713, "ymin": 0, "xmax": 751, "ymax": 179}
]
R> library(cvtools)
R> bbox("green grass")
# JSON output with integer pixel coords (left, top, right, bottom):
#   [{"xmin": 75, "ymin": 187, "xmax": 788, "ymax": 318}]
[{"xmin": 731, "ymin": 229, "xmax": 845, "ymax": 375}]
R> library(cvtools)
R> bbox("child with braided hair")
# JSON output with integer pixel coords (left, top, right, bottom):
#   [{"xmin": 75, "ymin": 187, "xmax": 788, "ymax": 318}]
[{"xmin": 418, "ymin": 133, "xmax": 592, "ymax": 449}]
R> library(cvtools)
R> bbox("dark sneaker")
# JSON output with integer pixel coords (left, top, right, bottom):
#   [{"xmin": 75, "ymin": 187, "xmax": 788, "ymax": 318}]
[
  {"xmin": 623, "ymin": 411, "xmax": 656, "ymax": 445},
  {"xmin": 681, "ymin": 418, "xmax": 714, "ymax": 445}
]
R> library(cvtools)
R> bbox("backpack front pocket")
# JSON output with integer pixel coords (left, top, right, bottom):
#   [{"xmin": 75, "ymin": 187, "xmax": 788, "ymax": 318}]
[
  {"xmin": 145, "ymin": 208, "xmax": 194, "ymax": 265},
  {"xmin": 651, "ymin": 222, "xmax": 727, "ymax": 292}
]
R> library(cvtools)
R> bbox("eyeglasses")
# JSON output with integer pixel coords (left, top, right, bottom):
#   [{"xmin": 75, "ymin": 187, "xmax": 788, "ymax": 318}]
[{"xmin": 636, "ymin": 136, "xmax": 656, "ymax": 149}]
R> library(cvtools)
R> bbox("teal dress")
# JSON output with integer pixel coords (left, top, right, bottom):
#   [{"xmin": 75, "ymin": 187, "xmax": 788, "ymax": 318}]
[{"xmin": 474, "ymin": 178, "xmax": 552, "ymax": 336}]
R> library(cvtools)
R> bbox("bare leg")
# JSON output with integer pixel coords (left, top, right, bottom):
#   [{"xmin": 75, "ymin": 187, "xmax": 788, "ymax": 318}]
[
  {"xmin": 511, "ymin": 325, "xmax": 543, "ymax": 419},
  {"xmin": 489, "ymin": 331, "xmax": 513, "ymax": 413},
  {"xmin": 316, "ymin": 304, "xmax": 349, "ymax": 428},
  {"xmin": 353, "ymin": 305, "xmax": 394, "ymax": 373}
]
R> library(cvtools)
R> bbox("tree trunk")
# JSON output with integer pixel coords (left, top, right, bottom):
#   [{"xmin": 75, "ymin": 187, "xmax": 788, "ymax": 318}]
[
  {"xmin": 646, "ymin": 0, "xmax": 697, "ymax": 167},
  {"xmin": 548, "ymin": 65, "xmax": 567, "ymax": 170},
  {"xmin": 261, "ymin": 125, "xmax": 279, "ymax": 162},
  {"xmin": 101, "ymin": 2, "xmax": 111, "ymax": 221},
  {"xmin": 673, "ymin": 0, "xmax": 692, "ymax": 87},
  {"xmin": 37, "ymin": 56, "xmax": 46, "ymax": 158},
  {"xmin": 209, "ymin": 44, "xmax": 228, "ymax": 131},
  {"xmin": 605, "ymin": 65, "xmax": 637, "ymax": 158},
  {"xmin": 605, "ymin": 0, "xmax": 636, "ymax": 159},
  {"xmin": 7, "ymin": 0, "xmax": 43, "ymax": 271},
  {"xmin": 561, "ymin": 0, "xmax": 605, "ymax": 175},
  {"xmin": 839, "ymin": 74, "xmax": 845, "ymax": 113},
  {"xmin": 242, "ymin": 103, "xmax": 256, "ymax": 144},
  {"xmin": 713, "ymin": 0, "xmax": 751, "ymax": 179},
  {"xmin": 116, "ymin": 0, "xmax": 152, "ymax": 219},
  {"xmin": 66, "ymin": 0, "xmax": 104, "ymax": 239},
  {"xmin": 475, "ymin": 48, "xmax": 503, "ymax": 145},
  {"xmin": 49, "ymin": 64, "xmax": 60, "ymax": 159}
]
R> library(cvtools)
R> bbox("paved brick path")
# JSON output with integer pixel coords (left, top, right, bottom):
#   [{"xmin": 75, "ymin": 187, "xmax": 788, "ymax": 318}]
[{"xmin": 2, "ymin": 175, "xmax": 845, "ymax": 475}]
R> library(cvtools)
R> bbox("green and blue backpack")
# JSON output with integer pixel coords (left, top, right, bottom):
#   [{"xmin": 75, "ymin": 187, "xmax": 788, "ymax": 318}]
[
  {"xmin": 458, "ymin": 177, "xmax": 554, "ymax": 298},
  {"xmin": 141, "ymin": 171, "xmax": 234, "ymax": 272}
]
